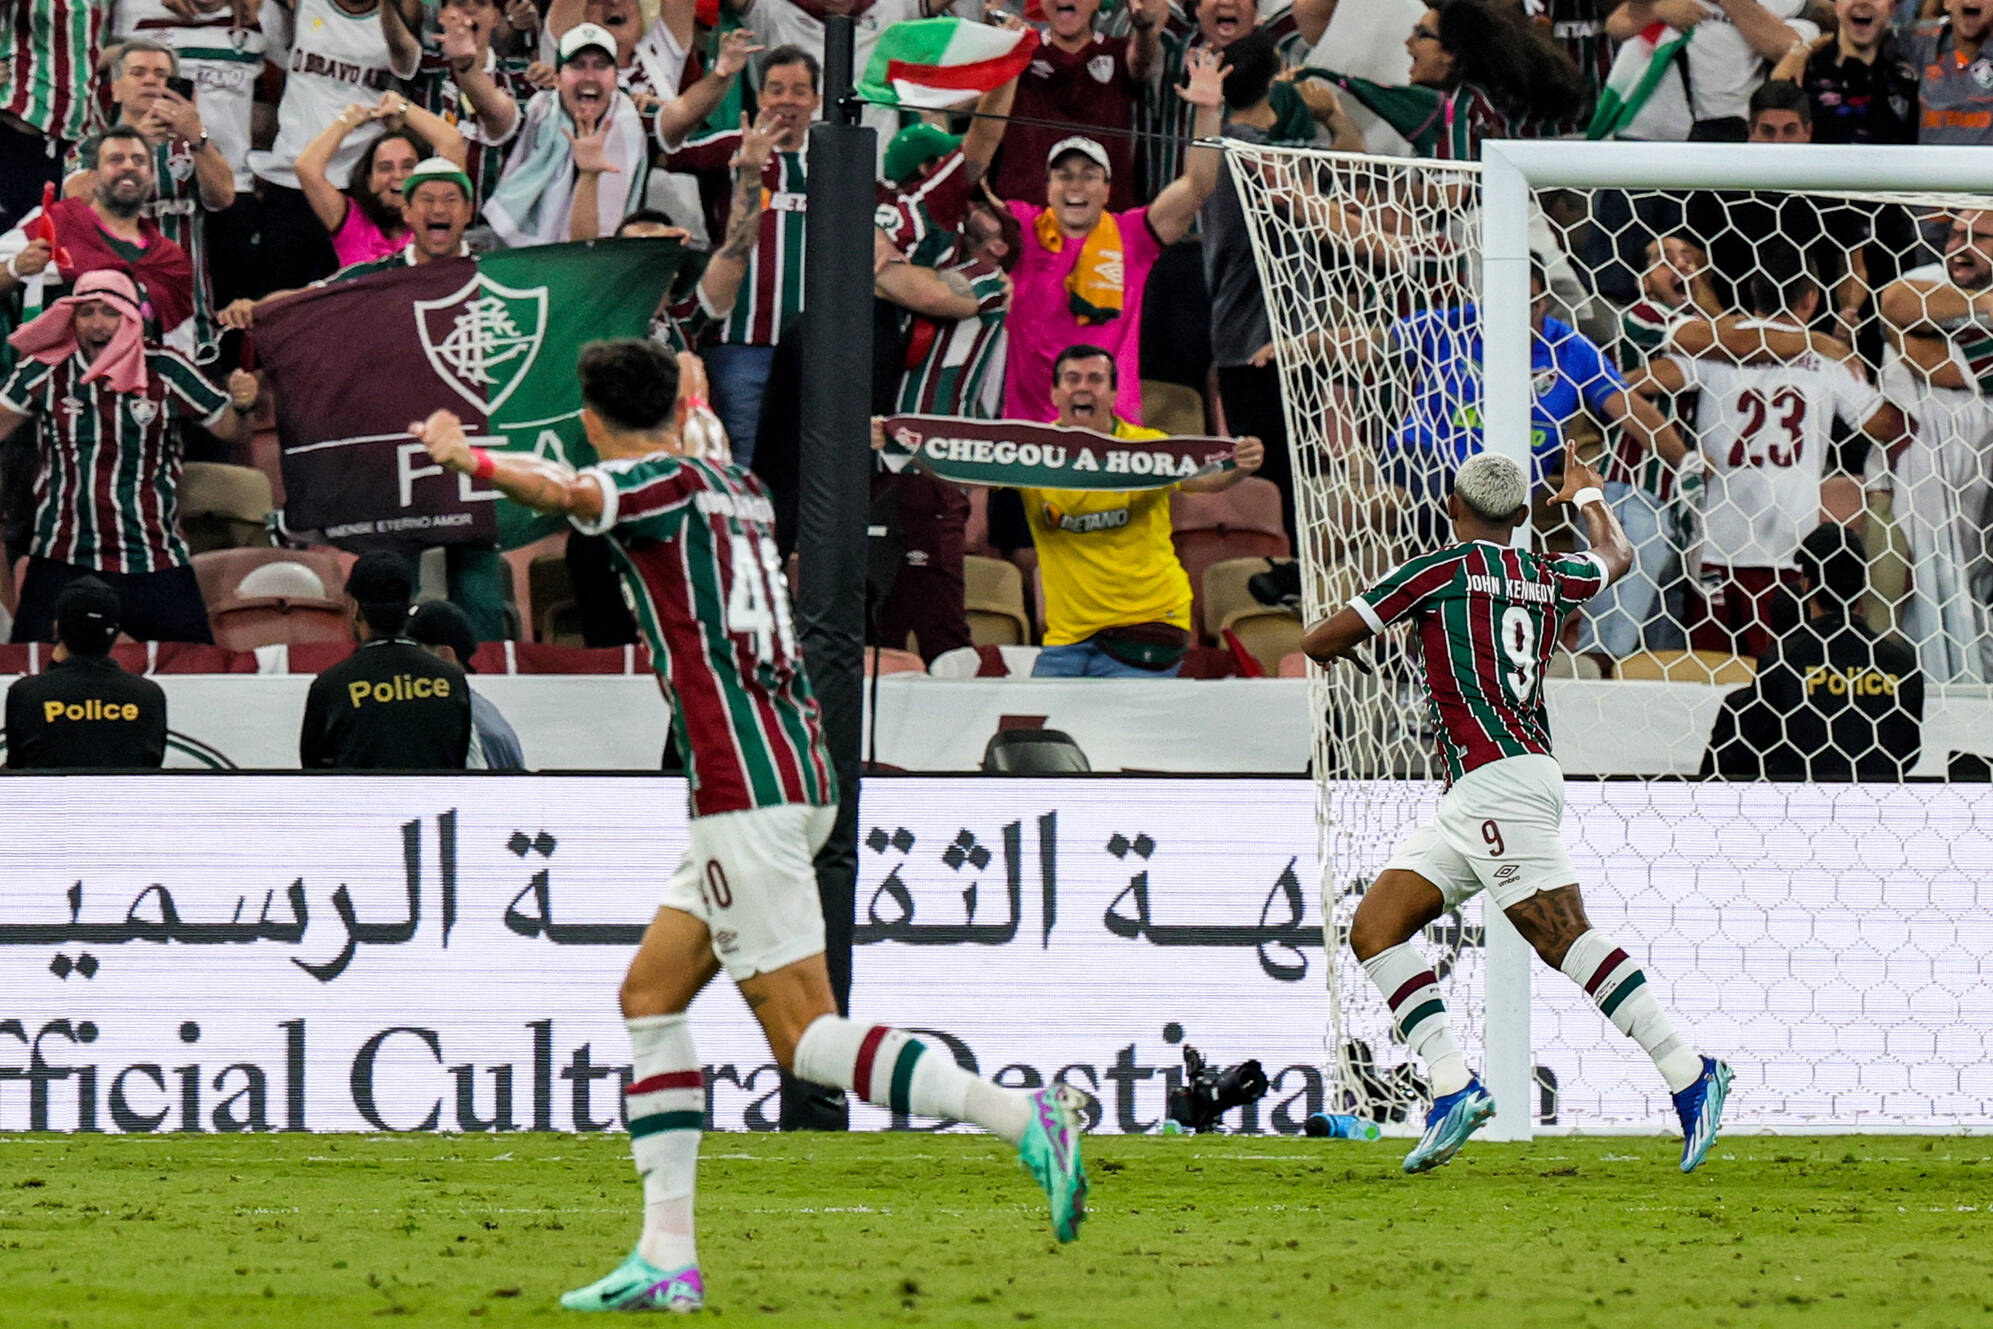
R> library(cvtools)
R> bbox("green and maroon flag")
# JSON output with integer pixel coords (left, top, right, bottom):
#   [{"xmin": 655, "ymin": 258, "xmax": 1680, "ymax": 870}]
[{"xmin": 256, "ymin": 239, "xmax": 684, "ymax": 549}]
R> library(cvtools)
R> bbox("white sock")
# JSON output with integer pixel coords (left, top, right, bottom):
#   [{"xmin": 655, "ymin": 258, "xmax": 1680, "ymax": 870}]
[
  {"xmin": 625, "ymin": 1014, "xmax": 702, "ymax": 1271},
  {"xmin": 1559, "ymin": 930, "xmax": 1703, "ymax": 1094},
  {"xmin": 1361, "ymin": 943, "xmax": 1472, "ymax": 1097},
  {"xmin": 793, "ymin": 1015, "xmax": 1033, "ymax": 1146}
]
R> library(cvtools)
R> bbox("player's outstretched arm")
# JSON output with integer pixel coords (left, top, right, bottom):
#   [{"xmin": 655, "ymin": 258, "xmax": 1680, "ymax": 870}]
[
  {"xmin": 1301, "ymin": 606, "xmax": 1376, "ymax": 674},
  {"xmin": 411, "ymin": 410, "xmax": 607, "ymax": 525},
  {"xmin": 1550, "ymin": 436, "xmax": 1632, "ymax": 586}
]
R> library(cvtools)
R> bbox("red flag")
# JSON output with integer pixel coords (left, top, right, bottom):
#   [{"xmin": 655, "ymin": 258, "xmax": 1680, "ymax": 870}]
[{"xmin": 30, "ymin": 182, "xmax": 73, "ymax": 270}]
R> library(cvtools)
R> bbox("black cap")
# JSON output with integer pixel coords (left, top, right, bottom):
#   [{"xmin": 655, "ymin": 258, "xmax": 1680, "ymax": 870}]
[
  {"xmin": 405, "ymin": 599, "xmax": 480, "ymax": 672},
  {"xmin": 345, "ymin": 551, "xmax": 415, "ymax": 607},
  {"xmin": 1797, "ymin": 522, "xmax": 1867, "ymax": 611},
  {"xmin": 54, "ymin": 576, "xmax": 121, "ymax": 655}
]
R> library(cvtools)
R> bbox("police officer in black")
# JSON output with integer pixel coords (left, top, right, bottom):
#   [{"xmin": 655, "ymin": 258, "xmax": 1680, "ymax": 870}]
[
  {"xmin": 300, "ymin": 552, "xmax": 471, "ymax": 770},
  {"xmin": 1701, "ymin": 523, "xmax": 1924, "ymax": 781},
  {"xmin": 4, "ymin": 577, "xmax": 166, "ymax": 768}
]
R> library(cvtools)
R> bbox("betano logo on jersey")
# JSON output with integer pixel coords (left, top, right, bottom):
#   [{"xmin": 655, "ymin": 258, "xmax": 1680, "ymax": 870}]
[
  {"xmin": 414, "ymin": 273, "xmax": 549, "ymax": 417},
  {"xmin": 1041, "ymin": 501, "xmax": 1129, "ymax": 535}
]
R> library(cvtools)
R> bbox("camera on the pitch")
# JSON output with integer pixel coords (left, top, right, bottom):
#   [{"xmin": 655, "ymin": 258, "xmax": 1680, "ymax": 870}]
[{"xmin": 1165, "ymin": 1044, "xmax": 1269, "ymax": 1133}]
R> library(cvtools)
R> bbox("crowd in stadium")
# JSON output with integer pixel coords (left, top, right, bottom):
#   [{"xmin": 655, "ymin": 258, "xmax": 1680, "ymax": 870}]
[{"xmin": 0, "ymin": 0, "xmax": 1982, "ymax": 737}]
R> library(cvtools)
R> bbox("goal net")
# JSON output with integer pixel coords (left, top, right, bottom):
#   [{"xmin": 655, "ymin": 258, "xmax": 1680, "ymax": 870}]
[{"xmin": 1228, "ymin": 140, "xmax": 1993, "ymax": 1133}]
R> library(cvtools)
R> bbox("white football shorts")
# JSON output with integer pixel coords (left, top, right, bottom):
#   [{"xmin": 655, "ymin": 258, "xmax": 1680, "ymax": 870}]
[
  {"xmin": 1383, "ymin": 754, "xmax": 1578, "ymax": 912},
  {"xmin": 660, "ymin": 802, "xmax": 839, "ymax": 980}
]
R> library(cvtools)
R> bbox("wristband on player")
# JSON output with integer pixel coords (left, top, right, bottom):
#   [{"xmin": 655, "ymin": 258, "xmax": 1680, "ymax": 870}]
[
  {"xmin": 682, "ymin": 395, "xmax": 710, "ymax": 412},
  {"xmin": 1571, "ymin": 486, "xmax": 1605, "ymax": 509},
  {"xmin": 469, "ymin": 447, "xmax": 498, "ymax": 482}
]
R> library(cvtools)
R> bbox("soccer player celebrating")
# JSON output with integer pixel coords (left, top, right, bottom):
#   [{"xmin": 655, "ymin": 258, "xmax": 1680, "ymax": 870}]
[
  {"xmin": 1302, "ymin": 442, "xmax": 1732, "ymax": 1174},
  {"xmin": 410, "ymin": 341, "xmax": 1089, "ymax": 1313}
]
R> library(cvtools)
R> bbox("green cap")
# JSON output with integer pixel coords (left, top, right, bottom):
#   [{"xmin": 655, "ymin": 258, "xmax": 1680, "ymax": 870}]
[
  {"xmin": 401, "ymin": 156, "xmax": 474, "ymax": 202},
  {"xmin": 883, "ymin": 124, "xmax": 963, "ymax": 185}
]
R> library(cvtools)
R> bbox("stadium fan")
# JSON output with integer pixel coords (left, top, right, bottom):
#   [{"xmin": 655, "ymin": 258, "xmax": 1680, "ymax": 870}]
[
  {"xmin": 293, "ymin": 94, "xmax": 464, "ymax": 268},
  {"xmin": 873, "ymin": 79, "xmax": 1018, "ymax": 268},
  {"xmin": 397, "ymin": 0, "xmax": 537, "ymax": 212},
  {"xmin": 1604, "ymin": 0, "xmax": 1820, "ymax": 141},
  {"xmin": 485, "ymin": 23, "xmax": 756, "ymax": 248},
  {"xmin": 0, "ymin": 125, "xmax": 197, "ymax": 342},
  {"xmin": 412, "ymin": 339, "xmax": 1092, "ymax": 1312},
  {"xmin": 63, "ymin": 40, "xmax": 233, "ymax": 360},
  {"xmin": 3, "ymin": 576, "xmax": 167, "ymax": 769},
  {"xmin": 1140, "ymin": 0, "xmax": 1333, "ymax": 198},
  {"xmin": 1769, "ymin": 0, "xmax": 1919, "ymax": 145},
  {"xmin": 0, "ymin": 270, "xmax": 258, "ymax": 644},
  {"xmin": 1002, "ymin": 48, "xmax": 1228, "ymax": 429},
  {"xmin": 1631, "ymin": 240, "xmax": 1907, "ymax": 660},
  {"xmin": 0, "ymin": 0, "xmax": 104, "ymax": 232},
  {"xmin": 1014, "ymin": 344, "xmax": 1263, "ymax": 678},
  {"xmin": 1913, "ymin": 0, "xmax": 1993, "ymax": 144},
  {"xmin": 663, "ymin": 44, "xmax": 820, "ymax": 464},
  {"xmin": 985, "ymin": 0, "xmax": 1164, "ymax": 214},
  {"xmin": 1701, "ymin": 521, "xmax": 1924, "ymax": 780},
  {"xmin": 1303, "ymin": 446, "xmax": 1731, "ymax": 1174},
  {"xmin": 870, "ymin": 196, "xmax": 1019, "ymax": 664},
  {"xmin": 1870, "ymin": 209, "xmax": 1993, "ymax": 679},
  {"xmin": 299, "ymin": 551, "xmax": 474, "ymax": 769},
  {"xmin": 406, "ymin": 597, "xmax": 525, "ymax": 770},
  {"xmin": 247, "ymin": 0, "xmax": 403, "ymax": 293},
  {"xmin": 1301, "ymin": 0, "xmax": 1586, "ymax": 159},
  {"xmin": 1209, "ymin": 26, "xmax": 1363, "ymax": 541}
]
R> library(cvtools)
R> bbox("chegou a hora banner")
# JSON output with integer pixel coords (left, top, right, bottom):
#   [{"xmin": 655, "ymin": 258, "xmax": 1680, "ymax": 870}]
[{"xmin": 256, "ymin": 239, "xmax": 684, "ymax": 550}]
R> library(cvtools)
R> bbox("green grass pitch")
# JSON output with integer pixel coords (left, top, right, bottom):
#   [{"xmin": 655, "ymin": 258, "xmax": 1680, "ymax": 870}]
[{"xmin": 2, "ymin": 1132, "xmax": 1987, "ymax": 1327}]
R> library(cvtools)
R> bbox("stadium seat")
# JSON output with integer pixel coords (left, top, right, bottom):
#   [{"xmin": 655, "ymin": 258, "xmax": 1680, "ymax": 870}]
[
  {"xmin": 528, "ymin": 552, "xmax": 578, "ymax": 645},
  {"xmin": 981, "ymin": 726, "xmax": 1090, "ymax": 774},
  {"xmin": 1545, "ymin": 649, "xmax": 1604, "ymax": 680},
  {"xmin": 236, "ymin": 560, "xmax": 332, "ymax": 600},
  {"xmin": 964, "ymin": 555, "xmax": 1031, "ymax": 646},
  {"xmin": 1200, "ymin": 556, "xmax": 1306, "ymax": 674},
  {"xmin": 928, "ymin": 644, "xmax": 1043, "ymax": 677},
  {"xmin": 179, "ymin": 462, "xmax": 274, "ymax": 553},
  {"xmin": 864, "ymin": 648, "xmax": 927, "ymax": 677},
  {"xmin": 1140, "ymin": 379, "xmax": 1206, "ymax": 438},
  {"xmin": 1278, "ymin": 652, "xmax": 1309, "ymax": 677},
  {"xmin": 208, "ymin": 594, "xmax": 352, "ymax": 652},
  {"xmin": 500, "ymin": 535, "xmax": 565, "ymax": 637},
  {"xmin": 1172, "ymin": 479, "xmax": 1290, "ymax": 634},
  {"xmin": 192, "ymin": 546, "xmax": 352, "ymax": 610},
  {"xmin": 1615, "ymin": 649, "xmax": 1756, "ymax": 685}
]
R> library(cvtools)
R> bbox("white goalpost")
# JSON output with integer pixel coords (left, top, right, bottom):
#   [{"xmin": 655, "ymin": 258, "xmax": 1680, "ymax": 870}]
[{"xmin": 1230, "ymin": 138, "xmax": 1993, "ymax": 1139}]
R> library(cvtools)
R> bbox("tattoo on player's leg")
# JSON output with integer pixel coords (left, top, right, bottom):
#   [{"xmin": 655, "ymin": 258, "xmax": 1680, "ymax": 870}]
[{"xmin": 1504, "ymin": 885, "xmax": 1592, "ymax": 969}]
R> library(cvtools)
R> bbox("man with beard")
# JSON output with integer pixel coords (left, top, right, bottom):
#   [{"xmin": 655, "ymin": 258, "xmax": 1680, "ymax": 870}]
[
  {"xmin": 1914, "ymin": 0, "xmax": 1993, "ymax": 143},
  {"xmin": 1871, "ymin": 210, "xmax": 1993, "ymax": 678},
  {"xmin": 0, "ymin": 269, "xmax": 257, "ymax": 642},
  {"xmin": 0, "ymin": 125, "xmax": 195, "ymax": 341},
  {"xmin": 485, "ymin": 22, "xmax": 754, "ymax": 248},
  {"xmin": 63, "ymin": 40, "xmax": 233, "ymax": 359}
]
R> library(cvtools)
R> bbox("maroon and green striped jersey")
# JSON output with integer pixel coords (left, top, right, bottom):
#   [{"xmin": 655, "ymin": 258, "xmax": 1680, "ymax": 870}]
[
  {"xmin": 666, "ymin": 132, "xmax": 807, "ymax": 347},
  {"xmin": 1304, "ymin": 73, "xmax": 1517, "ymax": 160},
  {"xmin": 575, "ymin": 451, "xmax": 836, "ymax": 816},
  {"xmin": 875, "ymin": 149, "xmax": 975, "ymax": 269},
  {"xmin": 1353, "ymin": 540, "xmax": 1608, "ymax": 785},
  {"xmin": 894, "ymin": 258, "xmax": 1008, "ymax": 418},
  {"xmin": 0, "ymin": 348, "xmax": 229, "ymax": 573},
  {"xmin": 1141, "ymin": 6, "xmax": 1311, "ymax": 200},
  {"xmin": 1, "ymin": 0, "xmax": 104, "ymax": 142}
]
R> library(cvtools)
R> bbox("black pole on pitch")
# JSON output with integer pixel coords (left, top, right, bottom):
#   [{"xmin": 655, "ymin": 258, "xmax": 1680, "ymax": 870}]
[{"xmin": 784, "ymin": 11, "xmax": 873, "ymax": 1130}]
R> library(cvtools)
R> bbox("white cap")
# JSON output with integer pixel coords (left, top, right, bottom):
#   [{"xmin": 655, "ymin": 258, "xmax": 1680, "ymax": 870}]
[
  {"xmin": 1045, "ymin": 136, "xmax": 1111, "ymax": 177},
  {"xmin": 558, "ymin": 22, "xmax": 618, "ymax": 65}
]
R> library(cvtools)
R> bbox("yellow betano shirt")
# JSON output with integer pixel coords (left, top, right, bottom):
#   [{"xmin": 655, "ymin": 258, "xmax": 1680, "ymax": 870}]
[{"xmin": 1022, "ymin": 419, "xmax": 1193, "ymax": 646}]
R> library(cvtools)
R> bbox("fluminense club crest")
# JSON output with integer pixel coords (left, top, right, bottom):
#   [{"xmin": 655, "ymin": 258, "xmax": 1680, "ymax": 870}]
[{"xmin": 414, "ymin": 272, "xmax": 549, "ymax": 417}]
